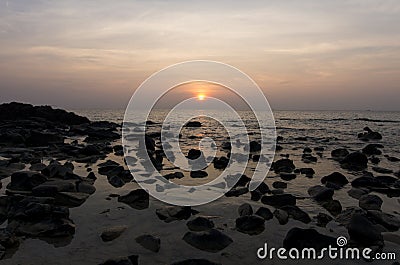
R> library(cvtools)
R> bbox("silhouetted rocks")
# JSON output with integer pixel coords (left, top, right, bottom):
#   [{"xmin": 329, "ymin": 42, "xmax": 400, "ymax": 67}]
[
  {"xmin": 283, "ymin": 228, "xmax": 336, "ymax": 251},
  {"xmin": 186, "ymin": 217, "xmax": 214, "ymax": 231},
  {"xmin": 322, "ymin": 200, "xmax": 342, "ymax": 216},
  {"xmin": 185, "ymin": 121, "xmax": 202, "ymax": 127},
  {"xmin": 99, "ymin": 255, "xmax": 139, "ymax": 265},
  {"xmin": 331, "ymin": 148, "xmax": 349, "ymax": 160},
  {"xmin": 238, "ymin": 203, "xmax": 253, "ymax": 216},
  {"xmin": 156, "ymin": 206, "xmax": 195, "ymax": 223},
  {"xmin": 340, "ymin": 152, "xmax": 368, "ymax": 171},
  {"xmin": 359, "ymin": 194, "xmax": 383, "ymax": 210},
  {"xmin": 273, "ymin": 159, "xmax": 295, "ymax": 173},
  {"xmin": 0, "ymin": 102, "xmax": 89, "ymax": 125},
  {"xmin": 308, "ymin": 185, "xmax": 334, "ymax": 201},
  {"xmin": 235, "ymin": 215, "xmax": 265, "ymax": 235},
  {"xmin": 274, "ymin": 209, "xmax": 289, "ymax": 225},
  {"xmin": 315, "ymin": 213, "xmax": 333, "ymax": 227},
  {"xmin": 117, "ymin": 189, "xmax": 149, "ymax": 210},
  {"xmin": 135, "ymin": 234, "xmax": 160, "ymax": 252},
  {"xmin": 362, "ymin": 144, "xmax": 384, "ymax": 156},
  {"xmin": 190, "ymin": 170, "xmax": 208, "ymax": 178},
  {"xmin": 183, "ymin": 229, "xmax": 233, "ymax": 252},
  {"xmin": 321, "ymin": 172, "xmax": 349, "ymax": 189},
  {"xmin": 255, "ymin": 207, "xmax": 273, "ymax": 220},
  {"xmin": 261, "ymin": 194, "xmax": 296, "ymax": 207},
  {"xmin": 347, "ymin": 214, "xmax": 383, "ymax": 246},
  {"xmin": 101, "ymin": 226, "xmax": 127, "ymax": 242},
  {"xmin": 358, "ymin": 127, "xmax": 382, "ymax": 141},
  {"xmin": 281, "ymin": 205, "xmax": 311, "ymax": 223}
]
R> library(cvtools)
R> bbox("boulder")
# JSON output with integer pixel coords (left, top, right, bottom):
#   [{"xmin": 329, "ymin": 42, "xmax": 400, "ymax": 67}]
[
  {"xmin": 117, "ymin": 189, "xmax": 149, "ymax": 210},
  {"xmin": 359, "ymin": 194, "xmax": 383, "ymax": 210},
  {"xmin": 322, "ymin": 200, "xmax": 342, "ymax": 216},
  {"xmin": 186, "ymin": 217, "xmax": 214, "ymax": 231},
  {"xmin": 261, "ymin": 194, "xmax": 296, "ymax": 207},
  {"xmin": 308, "ymin": 185, "xmax": 334, "ymax": 201},
  {"xmin": 235, "ymin": 215, "xmax": 265, "ymax": 235},
  {"xmin": 101, "ymin": 226, "xmax": 127, "ymax": 242},
  {"xmin": 347, "ymin": 214, "xmax": 383, "ymax": 246},
  {"xmin": 135, "ymin": 234, "xmax": 160, "ymax": 253},
  {"xmin": 321, "ymin": 172, "xmax": 349, "ymax": 189},
  {"xmin": 273, "ymin": 159, "xmax": 295, "ymax": 173},
  {"xmin": 255, "ymin": 207, "xmax": 273, "ymax": 220},
  {"xmin": 331, "ymin": 148, "xmax": 349, "ymax": 160},
  {"xmin": 238, "ymin": 203, "xmax": 253, "ymax": 216},
  {"xmin": 362, "ymin": 144, "xmax": 384, "ymax": 156},
  {"xmin": 280, "ymin": 205, "xmax": 311, "ymax": 223},
  {"xmin": 283, "ymin": 228, "xmax": 336, "ymax": 251},
  {"xmin": 156, "ymin": 206, "xmax": 194, "ymax": 223},
  {"xmin": 183, "ymin": 229, "xmax": 233, "ymax": 252},
  {"xmin": 273, "ymin": 209, "xmax": 289, "ymax": 225},
  {"xmin": 190, "ymin": 171, "xmax": 208, "ymax": 178},
  {"xmin": 340, "ymin": 152, "xmax": 368, "ymax": 171}
]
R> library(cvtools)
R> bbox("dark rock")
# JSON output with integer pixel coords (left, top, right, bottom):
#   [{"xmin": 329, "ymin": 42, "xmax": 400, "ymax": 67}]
[
  {"xmin": 183, "ymin": 229, "xmax": 233, "ymax": 252},
  {"xmin": 273, "ymin": 209, "xmax": 289, "ymax": 225},
  {"xmin": 213, "ymin": 157, "xmax": 229, "ymax": 169},
  {"xmin": 315, "ymin": 213, "xmax": 333, "ymax": 227},
  {"xmin": 358, "ymin": 127, "xmax": 382, "ymax": 141},
  {"xmin": 0, "ymin": 102, "xmax": 89, "ymax": 125},
  {"xmin": 272, "ymin": 181, "xmax": 287, "ymax": 189},
  {"xmin": 29, "ymin": 163, "xmax": 46, "ymax": 171},
  {"xmin": 7, "ymin": 171, "xmax": 47, "ymax": 192},
  {"xmin": 186, "ymin": 217, "xmax": 214, "ymax": 231},
  {"xmin": 372, "ymin": 167, "xmax": 393, "ymax": 174},
  {"xmin": 156, "ymin": 206, "xmax": 194, "ymax": 223},
  {"xmin": 225, "ymin": 187, "xmax": 248, "ymax": 197},
  {"xmin": 190, "ymin": 171, "xmax": 208, "ymax": 178},
  {"xmin": 99, "ymin": 256, "xmax": 138, "ymax": 265},
  {"xmin": 359, "ymin": 194, "xmax": 383, "ymax": 210},
  {"xmin": 101, "ymin": 226, "xmax": 127, "ymax": 242},
  {"xmin": 235, "ymin": 215, "xmax": 265, "ymax": 235},
  {"xmin": 135, "ymin": 234, "xmax": 160, "ymax": 252},
  {"xmin": 238, "ymin": 203, "xmax": 253, "ymax": 216},
  {"xmin": 348, "ymin": 188, "xmax": 369, "ymax": 199},
  {"xmin": 367, "ymin": 210, "xmax": 400, "ymax": 231},
  {"xmin": 32, "ymin": 179, "xmax": 77, "ymax": 197},
  {"xmin": 187, "ymin": 149, "xmax": 202, "ymax": 160},
  {"xmin": 362, "ymin": 144, "xmax": 384, "ymax": 156},
  {"xmin": 255, "ymin": 207, "xmax": 273, "ymax": 220},
  {"xmin": 322, "ymin": 200, "xmax": 342, "ymax": 216},
  {"xmin": 279, "ymin": 172, "xmax": 297, "ymax": 181},
  {"xmin": 164, "ymin": 172, "xmax": 184, "ymax": 180},
  {"xmin": 117, "ymin": 189, "xmax": 149, "ymax": 210},
  {"xmin": 261, "ymin": 194, "xmax": 296, "ymax": 207},
  {"xmin": 335, "ymin": 207, "xmax": 367, "ymax": 227},
  {"xmin": 299, "ymin": 168, "xmax": 315, "ymax": 176},
  {"xmin": 249, "ymin": 141, "xmax": 261, "ymax": 152},
  {"xmin": 281, "ymin": 205, "xmax": 311, "ymax": 223},
  {"xmin": 55, "ymin": 192, "xmax": 89, "ymax": 207},
  {"xmin": 273, "ymin": 159, "xmax": 295, "ymax": 173},
  {"xmin": 340, "ymin": 152, "xmax": 368, "ymax": 171},
  {"xmin": 331, "ymin": 148, "xmax": 349, "ymax": 160},
  {"xmin": 347, "ymin": 214, "xmax": 383, "ymax": 246},
  {"xmin": 185, "ymin": 121, "xmax": 202, "ymax": 127},
  {"xmin": 26, "ymin": 130, "xmax": 64, "ymax": 146},
  {"xmin": 308, "ymin": 185, "xmax": 334, "ymax": 201},
  {"xmin": 321, "ymin": 172, "xmax": 349, "ymax": 189},
  {"xmin": 283, "ymin": 227, "xmax": 336, "ymax": 251}
]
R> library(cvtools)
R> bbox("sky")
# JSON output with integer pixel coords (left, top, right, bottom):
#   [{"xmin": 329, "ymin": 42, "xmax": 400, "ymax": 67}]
[{"xmin": 0, "ymin": 0, "xmax": 399, "ymax": 110}]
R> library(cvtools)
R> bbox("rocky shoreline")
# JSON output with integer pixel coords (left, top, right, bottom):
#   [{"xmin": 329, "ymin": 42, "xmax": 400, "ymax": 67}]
[{"xmin": 0, "ymin": 102, "xmax": 399, "ymax": 265}]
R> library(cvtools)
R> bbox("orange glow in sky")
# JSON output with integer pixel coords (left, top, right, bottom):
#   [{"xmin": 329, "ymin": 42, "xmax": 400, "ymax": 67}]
[{"xmin": 197, "ymin": 94, "xmax": 206, "ymax": 101}]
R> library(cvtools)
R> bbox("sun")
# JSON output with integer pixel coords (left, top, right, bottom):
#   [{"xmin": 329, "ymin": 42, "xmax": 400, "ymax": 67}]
[{"xmin": 197, "ymin": 94, "xmax": 206, "ymax": 101}]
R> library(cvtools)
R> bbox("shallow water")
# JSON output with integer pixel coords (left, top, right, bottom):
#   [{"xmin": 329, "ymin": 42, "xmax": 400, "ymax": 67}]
[{"xmin": 2, "ymin": 109, "xmax": 399, "ymax": 264}]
